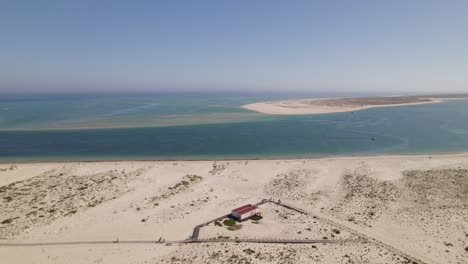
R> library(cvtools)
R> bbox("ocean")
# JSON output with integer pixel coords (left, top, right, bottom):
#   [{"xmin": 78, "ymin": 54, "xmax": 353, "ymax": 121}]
[{"xmin": 1, "ymin": 93, "xmax": 468, "ymax": 161}]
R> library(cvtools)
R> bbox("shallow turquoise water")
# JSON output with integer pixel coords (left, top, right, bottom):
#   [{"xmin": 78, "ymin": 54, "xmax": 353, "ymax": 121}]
[
  {"xmin": 1, "ymin": 93, "xmax": 467, "ymax": 161},
  {"xmin": 0, "ymin": 93, "xmax": 271, "ymax": 129}
]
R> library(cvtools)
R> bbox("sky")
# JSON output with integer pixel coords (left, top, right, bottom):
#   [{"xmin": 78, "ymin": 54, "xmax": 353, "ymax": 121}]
[{"xmin": 0, "ymin": 0, "xmax": 467, "ymax": 94}]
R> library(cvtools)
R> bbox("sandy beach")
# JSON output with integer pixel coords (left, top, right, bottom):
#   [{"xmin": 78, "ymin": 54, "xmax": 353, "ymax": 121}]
[
  {"xmin": 0, "ymin": 154, "xmax": 467, "ymax": 263},
  {"xmin": 242, "ymin": 95, "xmax": 468, "ymax": 115}
]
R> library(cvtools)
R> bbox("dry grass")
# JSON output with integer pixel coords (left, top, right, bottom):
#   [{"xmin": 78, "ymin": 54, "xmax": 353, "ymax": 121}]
[
  {"xmin": 149, "ymin": 175, "xmax": 203, "ymax": 204},
  {"xmin": 0, "ymin": 168, "xmax": 144, "ymax": 239},
  {"xmin": 156, "ymin": 242, "xmax": 409, "ymax": 264},
  {"xmin": 265, "ymin": 168, "xmax": 318, "ymax": 201},
  {"xmin": 329, "ymin": 169, "xmax": 400, "ymax": 226},
  {"xmin": 0, "ymin": 165, "xmax": 17, "ymax": 172}
]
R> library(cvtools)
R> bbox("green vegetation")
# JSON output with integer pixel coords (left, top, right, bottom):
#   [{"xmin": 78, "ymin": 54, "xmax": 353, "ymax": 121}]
[
  {"xmin": 250, "ymin": 215, "xmax": 263, "ymax": 221},
  {"xmin": 223, "ymin": 219, "xmax": 236, "ymax": 226}
]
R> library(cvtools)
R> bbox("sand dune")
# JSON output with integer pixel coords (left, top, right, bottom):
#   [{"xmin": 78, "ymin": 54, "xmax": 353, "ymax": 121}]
[{"xmin": 0, "ymin": 154, "xmax": 467, "ymax": 263}]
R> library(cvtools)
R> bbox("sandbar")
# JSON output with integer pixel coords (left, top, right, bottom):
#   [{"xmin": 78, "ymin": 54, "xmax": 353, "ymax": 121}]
[{"xmin": 242, "ymin": 94, "xmax": 468, "ymax": 115}]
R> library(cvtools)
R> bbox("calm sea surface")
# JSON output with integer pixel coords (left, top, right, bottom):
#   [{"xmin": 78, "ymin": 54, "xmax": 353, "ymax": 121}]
[{"xmin": 1, "ymin": 93, "xmax": 468, "ymax": 161}]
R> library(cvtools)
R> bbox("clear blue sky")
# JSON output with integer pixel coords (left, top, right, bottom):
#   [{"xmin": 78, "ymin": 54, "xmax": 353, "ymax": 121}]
[{"xmin": 1, "ymin": 0, "xmax": 467, "ymax": 93}]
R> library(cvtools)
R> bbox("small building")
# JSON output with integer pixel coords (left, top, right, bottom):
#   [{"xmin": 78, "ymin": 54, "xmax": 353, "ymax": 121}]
[{"xmin": 231, "ymin": 204, "xmax": 260, "ymax": 221}]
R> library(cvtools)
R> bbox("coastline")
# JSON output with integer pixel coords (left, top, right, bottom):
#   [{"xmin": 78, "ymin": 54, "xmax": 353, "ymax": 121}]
[{"xmin": 2, "ymin": 150, "xmax": 468, "ymax": 164}]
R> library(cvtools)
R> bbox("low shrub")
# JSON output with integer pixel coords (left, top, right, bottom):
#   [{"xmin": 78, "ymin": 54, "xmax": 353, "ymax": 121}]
[
  {"xmin": 250, "ymin": 215, "xmax": 263, "ymax": 221},
  {"xmin": 223, "ymin": 219, "xmax": 236, "ymax": 226}
]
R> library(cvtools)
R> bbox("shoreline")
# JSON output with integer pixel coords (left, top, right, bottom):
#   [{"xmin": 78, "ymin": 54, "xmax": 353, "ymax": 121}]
[{"xmin": 2, "ymin": 151, "xmax": 468, "ymax": 165}]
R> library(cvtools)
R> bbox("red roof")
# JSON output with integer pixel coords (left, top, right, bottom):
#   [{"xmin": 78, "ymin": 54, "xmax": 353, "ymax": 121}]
[{"xmin": 232, "ymin": 204, "xmax": 257, "ymax": 215}]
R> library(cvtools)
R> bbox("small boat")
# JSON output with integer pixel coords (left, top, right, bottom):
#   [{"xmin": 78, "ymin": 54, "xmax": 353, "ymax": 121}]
[{"xmin": 371, "ymin": 137, "xmax": 377, "ymax": 141}]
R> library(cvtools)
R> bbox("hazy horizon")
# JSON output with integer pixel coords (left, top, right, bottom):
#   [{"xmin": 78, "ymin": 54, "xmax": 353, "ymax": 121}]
[{"xmin": 1, "ymin": 1, "xmax": 467, "ymax": 94}]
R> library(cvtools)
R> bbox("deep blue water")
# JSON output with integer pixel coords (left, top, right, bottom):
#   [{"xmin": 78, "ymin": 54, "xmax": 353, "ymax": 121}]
[{"xmin": 1, "ymin": 93, "xmax": 468, "ymax": 161}]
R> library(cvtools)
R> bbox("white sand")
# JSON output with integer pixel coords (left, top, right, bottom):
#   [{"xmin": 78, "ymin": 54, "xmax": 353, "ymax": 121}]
[
  {"xmin": 1, "ymin": 154, "xmax": 467, "ymax": 263},
  {"xmin": 242, "ymin": 97, "xmax": 446, "ymax": 115}
]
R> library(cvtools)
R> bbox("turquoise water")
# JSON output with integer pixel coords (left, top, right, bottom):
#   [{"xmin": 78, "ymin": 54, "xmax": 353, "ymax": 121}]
[
  {"xmin": 1, "ymin": 93, "xmax": 468, "ymax": 161},
  {"xmin": 0, "ymin": 93, "xmax": 272, "ymax": 129}
]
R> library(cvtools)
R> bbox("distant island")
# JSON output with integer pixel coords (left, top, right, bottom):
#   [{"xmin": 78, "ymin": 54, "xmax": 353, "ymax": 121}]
[{"xmin": 242, "ymin": 94, "xmax": 468, "ymax": 115}]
